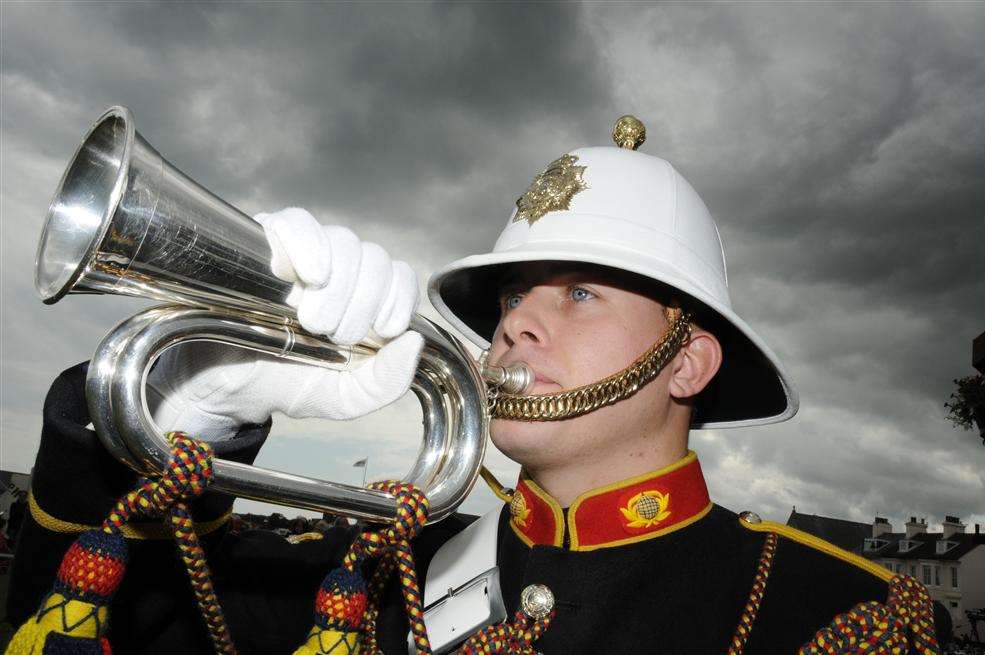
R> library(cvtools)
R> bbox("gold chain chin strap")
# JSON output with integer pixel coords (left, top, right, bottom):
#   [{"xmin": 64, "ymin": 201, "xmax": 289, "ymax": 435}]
[{"xmin": 490, "ymin": 308, "xmax": 693, "ymax": 422}]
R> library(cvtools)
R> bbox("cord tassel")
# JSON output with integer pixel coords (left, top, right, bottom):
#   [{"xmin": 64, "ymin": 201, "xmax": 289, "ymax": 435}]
[
  {"xmin": 798, "ymin": 574, "xmax": 941, "ymax": 655},
  {"xmin": 295, "ymin": 482, "xmax": 432, "ymax": 655},
  {"xmin": 6, "ymin": 529, "xmax": 124, "ymax": 654},
  {"xmin": 5, "ymin": 433, "xmax": 230, "ymax": 655}
]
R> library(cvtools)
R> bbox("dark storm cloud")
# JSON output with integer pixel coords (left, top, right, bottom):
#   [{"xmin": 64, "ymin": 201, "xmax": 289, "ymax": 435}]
[
  {"xmin": 3, "ymin": 2, "xmax": 611, "ymax": 248},
  {"xmin": 586, "ymin": 2, "xmax": 985, "ymax": 526},
  {"xmin": 2, "ymin": 2, "xmax": 982, "ymax": 526},
  {"xmin": 617, "ymin": 4, "xmax": 985, "ymax": 313}
]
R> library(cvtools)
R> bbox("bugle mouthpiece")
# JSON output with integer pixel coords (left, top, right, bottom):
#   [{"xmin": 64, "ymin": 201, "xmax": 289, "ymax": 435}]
[{"xmin": 481, "ymin": 358, "xmax": 534, "ymax": 395}]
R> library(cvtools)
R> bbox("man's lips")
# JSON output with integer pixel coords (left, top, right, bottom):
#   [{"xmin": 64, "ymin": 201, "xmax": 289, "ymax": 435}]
[
  {"xmin": 521, "ymin": 366, "xmax": 560, "ymax": 391},
  {"xmin": 496, "ymin": 359, "xmax": 559, "ymax": 391}
]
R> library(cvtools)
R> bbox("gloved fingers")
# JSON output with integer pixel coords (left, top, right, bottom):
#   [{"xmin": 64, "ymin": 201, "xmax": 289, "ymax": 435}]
[
  {"xmin": 256, "ymin": 207, "xmax": 332, "ymax": 286},
  {"xmin": 281, "ymin": 331, "xmax": 424, "ymax": 420},
  {"xmin": 336, "ymin": 330, "xmax": 424, "ymax": 418},
  {"xmin": 374, "ymin": 260, "xmax": 420, "ymax": 339},
  {"xmin": 295, "ymin": 225, "xmax": 362, "ymax": 337},
  {"xmin": 147, "ymin": 342, "xmax": 258, "ymax": 402},
  {"xmin": 146, "ymin": 342, "xmax": 265, "ymax": 439},
  {"xmin": 147, "ymin": 385, "xmax": 244, "ymax": 441},
  {"xmin": 332, "ymin": 241, "xmax": 392, "ymax": 345}
]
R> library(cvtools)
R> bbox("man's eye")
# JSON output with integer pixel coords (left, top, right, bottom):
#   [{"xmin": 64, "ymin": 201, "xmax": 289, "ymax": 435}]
[
  {"xmin": 505, "ymin": 293, "xmax": 523, "ymax": 309},
  {"xmin": 571, "ymin": 287, "xmax": 595, "ymax": 302}
]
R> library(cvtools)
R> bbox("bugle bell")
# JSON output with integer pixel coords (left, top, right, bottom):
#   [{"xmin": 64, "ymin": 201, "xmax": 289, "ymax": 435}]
[{"xmin": 35, "ymin": 106, "xmax": 531, "ymax": 524}]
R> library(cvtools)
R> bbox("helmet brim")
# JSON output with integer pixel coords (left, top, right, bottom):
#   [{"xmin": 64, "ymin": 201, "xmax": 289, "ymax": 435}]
[{"xmin": 428, "ymin": 241, "xmax": 798, "ymax": 429}]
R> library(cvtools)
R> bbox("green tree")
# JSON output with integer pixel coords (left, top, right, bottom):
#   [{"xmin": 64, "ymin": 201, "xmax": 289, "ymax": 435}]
[{"xmin": 945, "ymin": 373, "xmax": 985, "ymax": 445}]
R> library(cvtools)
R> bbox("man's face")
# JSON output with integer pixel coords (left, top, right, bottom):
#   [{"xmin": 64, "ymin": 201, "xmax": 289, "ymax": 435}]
[{"xmin": 488, "ymin": 262, "xmax": 677, "ymax": 470}]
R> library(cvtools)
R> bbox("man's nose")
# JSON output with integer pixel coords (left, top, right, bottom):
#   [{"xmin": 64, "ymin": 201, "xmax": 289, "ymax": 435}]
[{"xmin": 500, "ymin": 290, "xmax": 551, "ymax": 348}]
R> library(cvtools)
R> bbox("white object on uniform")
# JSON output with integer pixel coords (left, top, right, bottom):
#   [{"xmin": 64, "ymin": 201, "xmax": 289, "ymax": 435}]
[
  {"xmin": 428, "ymin": 132, "xmax": 798, "ymax": 429},
  {"xmin": 411, "ymin": 508, "xmax": 505, "ymax": 654},
  {"xmin": 148, "ymin": 207, "xmax": 423, "ymax": 440}
]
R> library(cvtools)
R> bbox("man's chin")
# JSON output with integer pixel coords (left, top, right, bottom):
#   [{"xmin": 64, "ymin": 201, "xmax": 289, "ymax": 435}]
[{"xmin": 490, "ymin": 418, "xmax": 568, "ymax": 467}]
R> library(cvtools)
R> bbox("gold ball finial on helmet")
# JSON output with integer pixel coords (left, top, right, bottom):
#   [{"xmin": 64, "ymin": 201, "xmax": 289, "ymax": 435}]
[{"xmin": 612, "ymin": 115, "xmax": 646, "ymax": 150}]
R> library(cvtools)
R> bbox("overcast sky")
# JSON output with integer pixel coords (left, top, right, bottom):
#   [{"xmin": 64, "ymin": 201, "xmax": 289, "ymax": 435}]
[{"xmin": 2, "ymin": 2, "xmax": 983, "ymax": 530}]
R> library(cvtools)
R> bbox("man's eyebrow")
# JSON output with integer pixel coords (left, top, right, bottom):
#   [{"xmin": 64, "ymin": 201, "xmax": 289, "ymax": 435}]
[
  {"xmin": 495, "ymin": 270, "xmax": 526, "ymax": 292},
  {"xmin": 496, "ymin": 267, "xmax": 605, "ymax": 293},
  {"xmin": 496, "ymin": 278, "xmax": 524, "ymax": 296}
]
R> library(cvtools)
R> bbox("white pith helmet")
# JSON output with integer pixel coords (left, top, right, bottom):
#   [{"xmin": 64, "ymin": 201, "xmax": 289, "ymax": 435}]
[{"xmin": 428, "ymin": 116, "xmax": 798, "ymax": 428}]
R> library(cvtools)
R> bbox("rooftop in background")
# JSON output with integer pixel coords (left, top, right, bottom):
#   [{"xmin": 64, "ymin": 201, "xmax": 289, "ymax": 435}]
[
  {"xmin": 787, "ymin": 508, "xmax": 985, "ymax": 562},
  {"xmin": 864, "ymin": 530, "xmax": 985, "ymax": 561},
  {"xmin": 786, "ymin": 508, "xmax": 872, "ymax": 552}
]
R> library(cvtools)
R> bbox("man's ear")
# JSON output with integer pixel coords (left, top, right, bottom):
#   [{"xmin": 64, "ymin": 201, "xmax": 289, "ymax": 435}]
[{"xmin": 668, "ymin": 327, "xmax": 722, "ymax": 400}]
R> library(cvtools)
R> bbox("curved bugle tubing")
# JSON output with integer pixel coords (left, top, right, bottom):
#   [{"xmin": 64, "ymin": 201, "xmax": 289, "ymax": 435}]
[
  {"xmin": 88, "ymin": 308, "xmax": 485, "ymax": 523},
  {"xmin": 36, "ymin": 106, "xmax": 524, "ymax": 525}
]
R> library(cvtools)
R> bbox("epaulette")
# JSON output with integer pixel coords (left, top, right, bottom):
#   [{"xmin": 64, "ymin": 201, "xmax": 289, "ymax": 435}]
[
  {"xmin": 286, "ymin": 531, "xmax": 325, "ymax": 545},
  {"xmin": 736, "ymin": 510, "xmax": 892, "ymax": 582},
  {"xmin": 735, "ymin": 511, "xmax": 940, "ymax": 655}
]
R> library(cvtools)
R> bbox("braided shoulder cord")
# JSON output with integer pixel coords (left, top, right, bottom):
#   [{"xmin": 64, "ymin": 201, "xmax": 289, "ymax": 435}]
[
  {"xmin": 798, "ymin": 574, "xmax": 940, "ymax": 655},
  {"xmin": 455, "ymin": 609, "xmax": 555, "ymax": 654},
  {"xmin": 22, "ymin": 438, "xmax": 552, "ymax": 655},
  {"xmin": 310, "ymin": 482, "xmax": 555, "ymax": 655},
  {"xmin": 13, "ymin": 429, "xmax": 556, "ymax": 655},
  {"xmin": 101, "ymin": 433, "xmax": 236, "ymax": 654},
  {"xmin": 343, "ymin": 482, "xmax": 432, "ymax": 655},
  {"xmin": 727, "ymin": 532, "xmax": 778, "ymax": 655}
]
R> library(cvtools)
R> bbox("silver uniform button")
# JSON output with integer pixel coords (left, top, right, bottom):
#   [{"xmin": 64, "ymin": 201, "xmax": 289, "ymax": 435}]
[
  {"xmin": 739, "ymin": 511, "xmax": 762, "ymax": 524},
  {"xmin": 520, "ymin": 584, "xmax": 555, "ymax": 620}
]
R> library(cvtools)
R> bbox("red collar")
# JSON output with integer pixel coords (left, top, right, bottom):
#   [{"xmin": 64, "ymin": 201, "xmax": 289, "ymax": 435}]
[{"xmin": 508, "ymin": 451, "xmax": 712, "ymax": 551}]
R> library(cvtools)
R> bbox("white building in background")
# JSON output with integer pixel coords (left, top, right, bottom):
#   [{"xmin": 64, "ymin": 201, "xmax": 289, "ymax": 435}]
[
  {"xmin": 864, "ymin": 516, "xmax": 985, "ymax": 639},
  {"xmin": 787, "ymin": 509, "xmax": 985, "ymax": 640}
]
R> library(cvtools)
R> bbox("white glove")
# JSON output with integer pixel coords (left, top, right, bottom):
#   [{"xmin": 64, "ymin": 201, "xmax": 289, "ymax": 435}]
[
  {"xmin": 147, "ymin": 208, "xmax": 423, "ymax": 440},
  {"xmin": 256, "ymin": 207, "xmax": 419, "ymax": 345}
]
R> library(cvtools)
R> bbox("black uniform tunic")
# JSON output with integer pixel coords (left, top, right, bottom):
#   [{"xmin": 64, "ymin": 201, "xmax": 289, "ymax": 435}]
[{"xmin": 6, "ymin": 363, "xmax": 929, "ymax": 654}]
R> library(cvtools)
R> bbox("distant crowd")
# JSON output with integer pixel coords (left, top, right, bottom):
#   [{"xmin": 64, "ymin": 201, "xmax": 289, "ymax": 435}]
[
  {"xmin": 0, "ymin": 492, "xmax": 347, "ymax": 564},
  {"xmin": 1, "ymin": 490, "xmax": 28, "ymax": 572},
  {"xmin": 229, "ymin": 511, "xmax": 352, "ymax": 538}
]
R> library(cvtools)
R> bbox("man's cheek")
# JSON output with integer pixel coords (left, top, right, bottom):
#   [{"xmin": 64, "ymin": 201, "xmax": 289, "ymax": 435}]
[
  {"xmin": 488, "ymin": 343, "xmax": 506, "ymax": 363},
  {"xmin": 487, "ymin": 333, "xmax": 506, "ymax": 361},
  {"xmin": 569, "ymin": 351, "xmax": 607, "ymax": 385}
]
